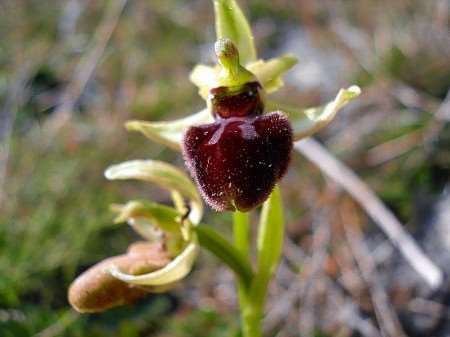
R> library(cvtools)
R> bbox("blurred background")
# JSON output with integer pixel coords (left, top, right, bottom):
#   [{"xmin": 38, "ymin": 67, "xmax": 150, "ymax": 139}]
[{"xmin": 1, "ymin": 0, "xmax": 449, "ymax": 336}]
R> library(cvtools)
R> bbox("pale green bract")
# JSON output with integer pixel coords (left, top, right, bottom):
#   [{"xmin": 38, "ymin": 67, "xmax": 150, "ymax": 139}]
[
  {"xmin": 125, "ymin": 109, "xmax": 213, "ymax": 151},
  {"xmin": 256, "ymin": 186, "xmax": 284, "ymax": 278},
  {"xmin": 189, "ymin": 65, "xmax": 219, "ymax": 100},
  {"xmin": 126, "ymin": 218, "xmax": 164, "ymax": 243},
  {"xmin": 104, "ymin": 160, "xmax": 202, "ymax": 288},
  {"xmin": 246, "ymin": 54, "xmax": 298, "ymax": 93},
  {"xmin": 111, "ymin": 200, "xmax": 181, "ymax": 233},
  {"xmin": 105, "ymin": 159, "xmax": 203, "ymax": 224},
  {"xmin": 267, "ymin": 85, "xmax": 362, "ymax": 141},
  {"xmin": 250, "ymin": 186, "xmax": 284, "ymax": 308},
  {"xmin": 109, "ymin": 242, "xmax": 199, "ymax": 286}
]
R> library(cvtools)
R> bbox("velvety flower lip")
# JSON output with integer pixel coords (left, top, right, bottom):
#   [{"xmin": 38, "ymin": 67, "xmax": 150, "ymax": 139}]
[
  {"xmin": 183, "ymin": 111, "xmax": 292, "ymax": 212},
  {"xmin": 183, "ymin": 39, "xmax": 294, "ymax": 212},
  {"xmin": 181, "ymin": 38, "xmax": 298, "ymax": 212}
]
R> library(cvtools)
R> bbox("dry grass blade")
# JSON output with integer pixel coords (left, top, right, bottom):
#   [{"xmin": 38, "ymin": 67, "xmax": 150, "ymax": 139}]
[
  {"xmin": 436, "ymin": 89, "xmax": 450, "ymax": 121},
  {"xmin": 46, "ymin": 0, "xmax": 128, "ymax": 134},
  {"xmin": 326, "ymin": 278, "xmax": 382, "ymax": 337},
  {"xmin": 340, "ymin": 201, "xmax": 407, "ymax": 337},
  {"xmin": 366, "ymin": 130, "xmax": 423, "ymax": 166},
  {"xmin": 294, "ymin": 138, "xmax": 444, "ymax": 290},
  {"xmin": 298, "ymin": 212, "xmax": 332, "ymax": 336},
  {"xmin": 0, "ymin": 57, "xmax": 44, "ymax": 202}
]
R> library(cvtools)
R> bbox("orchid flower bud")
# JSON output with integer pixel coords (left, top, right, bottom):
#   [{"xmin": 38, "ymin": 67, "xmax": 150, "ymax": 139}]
[{"xmin": 68, "ymin": 242, "xmax": 171, "ymax": 313}]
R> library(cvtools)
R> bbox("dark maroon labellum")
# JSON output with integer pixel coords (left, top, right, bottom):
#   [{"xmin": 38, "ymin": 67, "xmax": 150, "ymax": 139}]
[{"xmin": 183, "ymin": 82, "xmax": 292, "ymax": 212}]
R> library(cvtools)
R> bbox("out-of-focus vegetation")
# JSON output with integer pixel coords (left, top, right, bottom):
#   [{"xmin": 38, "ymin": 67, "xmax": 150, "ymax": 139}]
[{"xmin": 1, "ymin": 0, "xmax": 449, "ymax": 336}]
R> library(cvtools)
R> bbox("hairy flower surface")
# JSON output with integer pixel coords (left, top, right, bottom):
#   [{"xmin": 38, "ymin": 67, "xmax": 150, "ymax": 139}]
[{"xmin": 183, "ymin": 111, "xmax": 292, "ymax": 211}]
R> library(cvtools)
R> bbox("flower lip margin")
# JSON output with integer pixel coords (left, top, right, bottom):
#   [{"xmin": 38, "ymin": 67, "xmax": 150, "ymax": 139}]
[{"xmin": 182, "ymin": 110, "xmax": 293, "ymax": 212}]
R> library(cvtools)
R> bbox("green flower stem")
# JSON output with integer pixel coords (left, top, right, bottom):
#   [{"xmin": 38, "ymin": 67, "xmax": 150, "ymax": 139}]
[
  {"xmin": 198, "ymin": 188, "xmax": 284, "ymax": 337},
  {"xmin": 241, "ymin": 306, "xmax": 262, "ymax": 337},
  {"xmin": 233, "ymin": 211, "xmax": 261, "ymax": 337},
  {"xmin": 233, "ymin": 186, "xmax": 284, "ymax": 337},
  {"xmin": 195, "ymin": 225, "xmax": 253, "ymax": 287},
  {"xmin": 233, "ymin": 211, "xmax": 250, "ymax": 256}
]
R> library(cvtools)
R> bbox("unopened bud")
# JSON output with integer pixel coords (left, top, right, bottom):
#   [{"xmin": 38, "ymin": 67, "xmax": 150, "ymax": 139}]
[{"xmin": 68, "ymin": 242, "xmax": 171, "ymax": 313}]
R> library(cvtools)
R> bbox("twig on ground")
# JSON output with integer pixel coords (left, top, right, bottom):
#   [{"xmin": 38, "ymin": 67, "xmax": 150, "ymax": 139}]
[
  {"xmin": 326, "ymin": 278, "xmax": 382, "ymax": 337},
  {"xmin": 340, "ymin": 201, "xmax": 407, "ymax": 337},
  {"xmin": 263, "ymin": 267, "xmax": 301, "ymax": 333},
  {"xmin": 366, "ymin": 129, "xmax": 422, "ymax": 166},
  {"xmin": 297, "ymin": 211, "xmax": 332, "ymax": 336},
  {"xmin": 294, "ymin": 137, "xmax": 444, "ymax": 290}
]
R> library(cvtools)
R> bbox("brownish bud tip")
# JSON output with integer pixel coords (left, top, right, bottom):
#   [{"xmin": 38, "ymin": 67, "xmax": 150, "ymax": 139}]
[{"xmin": 68, "ymin": 242, "xmax": 171, "ymax": 313}]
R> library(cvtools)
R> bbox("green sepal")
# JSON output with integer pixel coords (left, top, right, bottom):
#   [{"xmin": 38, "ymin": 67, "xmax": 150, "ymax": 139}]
[
  {"xmin": 111, "ymin": 200, "xmax": 181, "ymax": 233},
  {"xmin": 110, "ymin": 242, "xmax": 199, "ymax": 286},
  {"xmin": 190, "ymin": 65, "xmax": 220, "ymax": 100},
  {"xmin": 246, "ymin": 54, "xmax": 298, "ymax": 93},
  {"xmin": 267, "ymin": 85, "xmax": 361, "ymax": 141},
  {"xmin": 125, "ymin": 109, "xmax": 213, "ymax": 151},
  {"xmin": 105, "ymin": 160, "xmax": 203, "ymax": 224},
  {"xmin": 190, "ymin": 54, "xmax": 298, "ymax": 100},
  {"xmin": 213, "ymin": 0, "xmax": 257, "ymax": 65}
]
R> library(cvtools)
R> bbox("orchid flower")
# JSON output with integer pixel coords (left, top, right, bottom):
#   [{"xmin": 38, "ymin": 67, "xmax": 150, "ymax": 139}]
[{"xmin": 68, "ymin": 1, "xmax": 360, "ymax": 335}]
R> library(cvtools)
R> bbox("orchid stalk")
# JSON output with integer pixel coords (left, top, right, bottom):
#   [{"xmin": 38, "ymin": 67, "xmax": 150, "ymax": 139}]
[{"xmin": 68, "ymin": 1, "xmax": 360, "ymax": 336}]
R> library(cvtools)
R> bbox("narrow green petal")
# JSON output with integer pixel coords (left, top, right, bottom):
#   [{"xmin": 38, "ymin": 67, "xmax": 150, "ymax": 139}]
[
  {"xmin": 125, "ymin": 109, "xmax": 213, "ymax": 151},
  {"xmin": 127, "ymin": 218, "xmax": 163, "ymax": 242},
  {"xmin": 190, "ymin": 55, "xmax": 297, "ymax": 100},
  {"xmin": 105, "ymin": 160, "xmax": 203, "ymax": 224},
  {"xmin": 190, "ymin": 64, "xmax": 219, "ymax": 99},
  {"xmin": 109, "ymin": 242, "xmax": 198, "ymax": 286},
  {"xmin": 214, "ymin": 0, "xmax": 257, "ymax": 65},
  {"xmin": 246, "ymin": 54, "xmax": 298, "ymax": 93},
  {"xmin": 267, "ymin": 85, "xmax": 361, "ymax": 141},
  {"xmin": 112, "ymin": 200, "xmax": 181, "ymax": 233}
]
